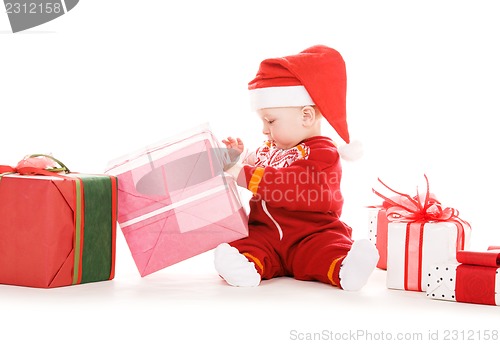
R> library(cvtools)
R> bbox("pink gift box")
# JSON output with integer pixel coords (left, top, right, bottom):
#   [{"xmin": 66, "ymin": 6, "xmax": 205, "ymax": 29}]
[{"xmin": 105, "ymin": 124, "xmax": 249, "ymax": 276}]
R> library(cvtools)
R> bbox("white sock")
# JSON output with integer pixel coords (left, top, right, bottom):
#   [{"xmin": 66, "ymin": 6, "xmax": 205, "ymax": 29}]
[
  {"xmin": 214, "ymin": 243, "xmax": 261, "ymax": 287},
  {"xmin": 339, "ymin": 239, "xmax": 379, "ymax": 291}
]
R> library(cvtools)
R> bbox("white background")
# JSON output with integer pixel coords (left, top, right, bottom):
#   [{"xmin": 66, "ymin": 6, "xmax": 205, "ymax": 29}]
[{"xmin": 1, "ymin": 1, "xmax": 500, "ymax": 343}]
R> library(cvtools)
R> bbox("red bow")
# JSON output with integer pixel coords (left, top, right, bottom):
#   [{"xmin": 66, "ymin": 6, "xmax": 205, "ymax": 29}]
[
  {"xmin": 372, "ymin": 175, "xmax": 459, "ymax": 222},
  {"xmin": 0, "ymin": 154, "xmax": 70, "ymax": 176}
]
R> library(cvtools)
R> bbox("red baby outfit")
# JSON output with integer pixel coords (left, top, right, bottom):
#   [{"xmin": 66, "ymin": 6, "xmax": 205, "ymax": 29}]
[{"xmin": 230, "ymin": 136, "xmax": 353, "ymax": 287}]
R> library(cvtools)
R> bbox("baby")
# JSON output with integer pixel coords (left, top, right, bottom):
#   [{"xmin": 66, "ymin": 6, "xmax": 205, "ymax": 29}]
[{"xmin": 215, "ymin": 45, "xmax": 378, "ymax": 291}]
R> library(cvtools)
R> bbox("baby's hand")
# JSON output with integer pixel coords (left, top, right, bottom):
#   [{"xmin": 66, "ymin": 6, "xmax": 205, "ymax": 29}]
[
  {"xmin": 222, "ymin": 137, "xmax": 244, "ymax": 155},
  {"xmin": 222, "ymin": 137, "xmax": 245, "ymax": 168}
]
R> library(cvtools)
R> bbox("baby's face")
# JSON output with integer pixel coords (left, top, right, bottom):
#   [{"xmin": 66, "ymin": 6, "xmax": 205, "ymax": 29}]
[{"xmin": 257, "ymin": 107, "xmax": 309, "ymax": 149}]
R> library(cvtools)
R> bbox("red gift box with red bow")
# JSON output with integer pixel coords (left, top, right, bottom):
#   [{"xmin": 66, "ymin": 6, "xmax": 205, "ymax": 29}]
[{"xmin": 372, "ymin": 175, "xmax": 472, "ymax": 291}]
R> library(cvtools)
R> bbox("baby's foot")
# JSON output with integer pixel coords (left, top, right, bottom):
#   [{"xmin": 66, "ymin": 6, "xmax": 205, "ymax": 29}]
[
  {"xmin": 214, "ymin": 243, "xmax": 261, "ymax": 287},
  {"xmin": 339, "ymin": 239, "xmax": 379, "ymax": 291}
]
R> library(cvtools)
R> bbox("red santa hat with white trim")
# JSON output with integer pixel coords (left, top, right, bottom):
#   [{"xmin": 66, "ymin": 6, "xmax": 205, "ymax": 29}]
[{"xmin": 248, "ymin": 45, "xmax": 362, "ymax": 160}]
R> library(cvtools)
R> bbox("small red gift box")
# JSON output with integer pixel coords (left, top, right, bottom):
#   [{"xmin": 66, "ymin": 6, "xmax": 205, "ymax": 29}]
[
  {"xmin": 0, "ymin": 155, "xmax": 117, "ymax": 288},
  {"xmin": 368, "ymin": 207, "xmax": 389, "ymax": 270},
  {"xmin": 427, "ymin": 246, "xmax": 500, "ymax": 306}
]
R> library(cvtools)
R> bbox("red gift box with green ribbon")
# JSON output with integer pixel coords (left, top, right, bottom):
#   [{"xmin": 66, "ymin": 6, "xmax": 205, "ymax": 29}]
[{"xmin": 0, "ymin": 155, "xmax": 117, "ymax": 288}]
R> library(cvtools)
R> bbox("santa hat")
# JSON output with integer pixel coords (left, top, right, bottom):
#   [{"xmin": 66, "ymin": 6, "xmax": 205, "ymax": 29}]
[{"xmin": 248, "ymin": 45, "xmax": 362, "ymax": 160}]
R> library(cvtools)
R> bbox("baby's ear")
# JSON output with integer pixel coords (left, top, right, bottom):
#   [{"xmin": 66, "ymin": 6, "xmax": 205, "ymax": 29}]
[{"xmin": 301, "ymin": 106, "xmax": 316, "ymax": 126}]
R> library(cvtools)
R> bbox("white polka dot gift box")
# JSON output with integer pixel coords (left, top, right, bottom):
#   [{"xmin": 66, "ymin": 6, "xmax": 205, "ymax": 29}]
[{"xmin": 427, "ymin": 247, "xmax": 500, "ymax": 306}]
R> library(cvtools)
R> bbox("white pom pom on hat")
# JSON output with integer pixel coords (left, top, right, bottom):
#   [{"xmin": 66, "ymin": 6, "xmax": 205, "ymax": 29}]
[
  {"xmin": 337, "ymin": 139, "xmax": 363, "ymax": 161},
  {"xmin": 247, "ymin": 44, "xmax": 361, "ymax": 161}
]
